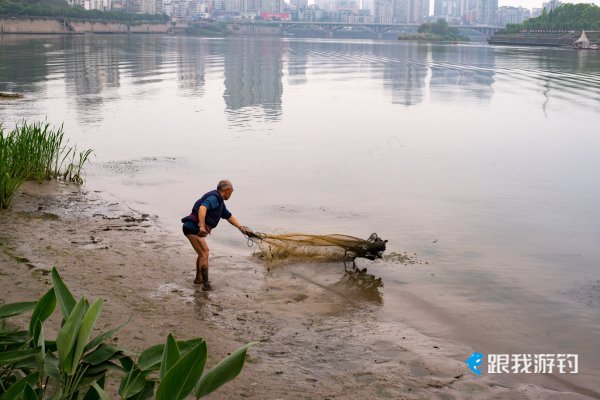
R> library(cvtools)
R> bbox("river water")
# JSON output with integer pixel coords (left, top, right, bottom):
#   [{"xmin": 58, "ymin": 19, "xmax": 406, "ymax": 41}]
[{"xmin": 1, "ymin": 34, "xmax": 599, "ymax": 394}]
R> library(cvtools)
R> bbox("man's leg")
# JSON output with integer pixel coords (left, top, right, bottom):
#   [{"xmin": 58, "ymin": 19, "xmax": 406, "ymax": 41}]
[{"xmin": 186, "ymin": 234, "xmax": 210, "ymax": 289}]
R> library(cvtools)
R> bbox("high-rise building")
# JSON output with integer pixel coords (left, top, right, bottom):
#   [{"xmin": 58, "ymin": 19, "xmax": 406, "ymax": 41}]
[
  {"xmin": 374, "ymin": 0, "xmax": 394, "ymax": 22},
  {"xmin": 542, "ymin": 0, "xmax": 561, "ymax": 12},
  {"xmin": 476, "ymin": 0, "xmax": 497, "ymax": 24},
  {"xmin": 497, "ymin": 6, "xmax": 530, "ymax": 25}
]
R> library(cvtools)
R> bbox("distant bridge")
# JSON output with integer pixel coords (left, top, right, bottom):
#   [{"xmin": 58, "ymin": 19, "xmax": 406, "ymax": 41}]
[{"xmin": 239, "ymin": 21, "xmax": 503, "ymax": 39}]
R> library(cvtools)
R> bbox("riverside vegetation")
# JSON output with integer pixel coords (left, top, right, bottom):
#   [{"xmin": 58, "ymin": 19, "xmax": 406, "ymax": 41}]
[
  {"xmin": 0, "ymin": 267, "xmax": 251, "ymax": 399},
  {"xmin": 504, "ymin": 3, "xmax": 600, "ymax": 32},
  {"xmin": 0, "ymin": 121, "xmax": 92, "ymax": 209},
  {"xmin": 398, "ymin": 20, "xmax": 469, "ymax": 42},
  {"xmin": 0, "ymin": 0, "xmax": 168, "ymax": 23}
]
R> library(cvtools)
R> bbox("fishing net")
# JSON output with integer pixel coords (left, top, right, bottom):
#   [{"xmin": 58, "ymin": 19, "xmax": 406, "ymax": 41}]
[{"xmin": 244, "ymin": 229, "xmax": 387, "ymax": 264}]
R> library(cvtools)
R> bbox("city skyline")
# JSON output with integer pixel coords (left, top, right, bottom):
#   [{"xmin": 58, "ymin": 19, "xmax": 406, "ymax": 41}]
[{"xmin": 308, "ymin": 0, "xmax": 600, "ymax": 13}]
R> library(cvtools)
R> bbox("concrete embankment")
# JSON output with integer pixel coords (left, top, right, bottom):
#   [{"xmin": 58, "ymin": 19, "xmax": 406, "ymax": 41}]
[
  {"xmin": 489, "ymin": 31, "xmax": 599, "ymax": 47},
  {"xmin": 0, "ymin": 16, "xmax": 170, "ymax": 34}
]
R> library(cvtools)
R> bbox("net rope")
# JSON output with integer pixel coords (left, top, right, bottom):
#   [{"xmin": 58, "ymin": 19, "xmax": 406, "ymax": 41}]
[{"xmin": 242, "ymin": 228, "xmax": 387, "ymax": 264}]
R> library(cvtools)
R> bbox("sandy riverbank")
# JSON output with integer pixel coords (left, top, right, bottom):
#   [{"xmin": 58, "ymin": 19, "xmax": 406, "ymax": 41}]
[{"xmin": 0, "ymin": 181, "xmax": 592, "ymax": 399}]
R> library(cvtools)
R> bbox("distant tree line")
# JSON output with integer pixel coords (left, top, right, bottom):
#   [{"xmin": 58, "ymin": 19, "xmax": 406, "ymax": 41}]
[
  {"xmin": 505, "ymin": 3, "xmax": 600, "ymax": 32},
  {"xmin": 415, "ymin": 19, "xmax": 468, "ymax": 41},
  {"xmin": 0, "ymin": 0, "xmax": 170, "ymax": 23}
]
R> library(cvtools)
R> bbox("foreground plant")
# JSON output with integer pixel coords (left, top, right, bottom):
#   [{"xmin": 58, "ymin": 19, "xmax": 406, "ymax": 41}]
[
  {"xmin": 0, "ymin": 268, "xmax": 252, "ymax": 399},
  {"xmin": 0, "ymin": 121, "xmax": 93, "ymax": 208}
]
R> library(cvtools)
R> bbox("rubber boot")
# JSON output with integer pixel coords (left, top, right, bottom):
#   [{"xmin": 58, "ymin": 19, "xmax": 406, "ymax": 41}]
[{"xmin": 201, "ymin": 268, "xmax": 211, "ymax": 291}]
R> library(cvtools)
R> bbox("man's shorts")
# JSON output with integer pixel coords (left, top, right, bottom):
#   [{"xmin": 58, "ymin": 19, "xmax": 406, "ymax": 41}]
[{"xmin": 182, "ymin": 221, "xmax": 211, "ymax": 237}]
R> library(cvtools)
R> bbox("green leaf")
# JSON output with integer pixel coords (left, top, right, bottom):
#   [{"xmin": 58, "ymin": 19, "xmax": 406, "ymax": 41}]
[
  {"xmin": 138, "ymin": 338, "xmax": 205, "ymax": 372},
  {"xmin": 0, "ymin": 301, "xmax": 36, "ymax": 319},
  {"xmin": 56, "ymin": 297, "xmax": 87, "ymax": 375},
  {"xmin": 84, "ymin": 343, "xmax": 122, "ymax": 365},
  {"xmin": 51, "ymin": 267, "xmax": 76, "ymax": 318},
  {"xmin": 160, "ymin": 333, "xmax": 180, "ymax": 379},
  {"xmin": 137, "ymin": 344, "xmax": 163, "ymax": 372},
  {"xmin": 82, "ymin": 375, "xmax": 106, "ymax": 400},
  {"xmin": 119, "ymin": 355, "xmax": 134, "ymax": 372},
  {"xmin": 45, "ymin": 352, "xmax": 60, "ymax": 382},
  {"xmin": 156, "ymin": 342, "xmax": 207, "ymax": 400},
  {"xmin": 89, "ymin": 382, "xmax": 109, "ymax": 400},
  {"xmin": 0, "ymin": 330, "xmax": 28, "ymax": 345},
  {"xmin": 28, "ymin": 288, "xmax": 56, "ymax": 338},
  {"xmin": 118, "ymin": 368, "xmax": 148, "ymax": 399},
  {"xmin": 84, "ymin": 319, "xmax": 129, "ymax": 353},
  {"xmin": 72, "ymin": 298, "xmax": 103, "ymax": 370},
  {"xmin": 0, "ymin": 347, "xmax": 41, "ymax": 365},
  {"xmin": 194, "ymin": 343, "xmax": 253, "ymax": 399},
  {"xmin": 22, "ymin": 383, "xmax": 39, "ymax": 400},
  {"xmin": 1, "ymin": 371, "xmax": 40, "ymax": 400},
  {"xmin": 127, "ymin": 380, "xmax": 155, "ymax": 400}
]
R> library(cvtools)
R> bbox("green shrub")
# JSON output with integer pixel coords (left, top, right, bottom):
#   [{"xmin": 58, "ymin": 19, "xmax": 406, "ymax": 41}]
[{"xmin": 0, "ymin": 267, "xmax": 252, "ymax": 399}]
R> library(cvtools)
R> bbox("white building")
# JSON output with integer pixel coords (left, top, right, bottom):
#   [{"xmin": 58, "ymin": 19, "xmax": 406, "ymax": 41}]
[{"xmin": 497, "ymin": 5, "xmax": 530, "ymax": 26}]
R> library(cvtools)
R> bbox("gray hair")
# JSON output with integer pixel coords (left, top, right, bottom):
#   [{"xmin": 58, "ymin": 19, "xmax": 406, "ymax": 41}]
[{"xmin": 217, "ymin": 180, "xmax": 233, "ymax": 191}]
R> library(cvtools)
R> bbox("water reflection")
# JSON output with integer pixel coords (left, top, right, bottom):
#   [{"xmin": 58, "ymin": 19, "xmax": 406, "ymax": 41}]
[
  {"xmin": 223, "ymin": 37, "xmax": 283, "ymax": 125},
  {"xmin": 0, "ymin": 35, "xmax": 50, "ymax": 94},
  {"xmin": 63, "ymin": 36, "xmax": 122, "ymax": 123},
  {"xmin": 374, "ymin": 44, "xmax": 429, "ymax": 106},
  {"xmin": 175, "ymin": 38, "xmax": 209, "ymax": 96},
  {"xmin": 429, "ymin": 45, "xmax": 495, "ymax": 102}
]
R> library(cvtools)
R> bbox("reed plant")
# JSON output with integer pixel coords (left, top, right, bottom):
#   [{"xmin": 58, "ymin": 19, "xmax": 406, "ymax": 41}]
[{"xmin": 0, "ymin": 121, "xmax": 93, "ymax": 208}]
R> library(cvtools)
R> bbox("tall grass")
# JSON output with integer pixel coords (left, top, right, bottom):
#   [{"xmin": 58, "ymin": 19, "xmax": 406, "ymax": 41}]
[{"xmin": 0, "ymin": 121, "xmax": 93, "ymax": 208}]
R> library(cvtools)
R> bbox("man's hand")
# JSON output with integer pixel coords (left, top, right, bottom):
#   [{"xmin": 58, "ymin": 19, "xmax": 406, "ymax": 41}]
[
  {"xmin": 239, "ymin": 226, "xmax": 250, "ymax": 235},
  {"xmin": 199, "ymin": 226, "xmax": 209, "ymax": 237}
]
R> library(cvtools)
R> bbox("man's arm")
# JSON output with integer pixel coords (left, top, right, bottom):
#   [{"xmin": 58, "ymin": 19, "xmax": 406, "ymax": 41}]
[
  {"xmin": 198, "ymin": 205, "xmax": 209, "ymax": 236},
  {"xmin": 227, "ymin": 216, "xmax": 248, "ymax": 234}
]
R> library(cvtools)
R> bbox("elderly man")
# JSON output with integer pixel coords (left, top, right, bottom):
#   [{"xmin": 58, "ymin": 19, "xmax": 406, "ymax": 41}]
[{"xmin": 181, "ymin": 180, "xmax": 248, "ymax": 290}]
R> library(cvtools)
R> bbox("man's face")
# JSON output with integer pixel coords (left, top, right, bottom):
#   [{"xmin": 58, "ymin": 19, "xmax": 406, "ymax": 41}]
[{"xmin": 223, "ymin": 187, "xmax": 234, "ymax": 200}]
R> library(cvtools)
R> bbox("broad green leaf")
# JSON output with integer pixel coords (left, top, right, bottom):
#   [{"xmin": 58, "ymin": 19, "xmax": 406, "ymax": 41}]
[
  {"xmin": 82, "ymin": 375, "xmax": 106, "ymax": 400},
  {"xmin": 0, "ymin": 330, "xmax": 28, "ymax": 345},
  {"xmin": 156, "ymin": 342, "xmax": 207, "ymax": 400},
  {"xmin": 28, "ymin": 288, "xmax": 56, "ymax": 338},
  {"xmin": 138, "ymin": 338, "xmax": 205, "ymax": 372},
  {"xmin": 194, "ymin": 343, "xmax": 253, "ymax": 399},
  {"xmin": 0, "ymin": 301, "xmax": 36, "ymax": 319},
  {"xmin": 137, "ymin": 343, "xmax": 163, "ymax": 371},
  {"xmin": 56, "ymin": 297, "xmax": 87, "ymax": 375},
  {"xmin": 72, "ymin": 298, "xmax": 103, "ymax": 370},
  {"xmin": 0, "ymin": 346, "xmax": 41, "ymax": 365},
  {"xmin": 1, "ymin": 371, "xmax": 40, "ymax": 400},
  {"xmin": 31, "ymin": 319, "xmax": 46, "ymax": 382},
  {"xmin": 84, "ymin": 319, "xmax": 129, "ymax": 353},
  {"xmin": 22, "ymin": 383, "xmax": 39, "ymax": 400},
  {"xmin": 119, "ymin": 355, "xmax": 134, "ymax": 372},
  {"xmin": 160, "ymin": 333, "xmax": 180, "ymax": 379},
  {"xmin": 118, "ymin": 368, "xmax": 148, "ymax": 399},
  {"xmin": 84, "ymin": 343, "xmax": 122, "ymax": 365},
  {"xmin": 45, "ymin": 352, "xmax": 60, "ymax": 382},
  {"xmin": 51, "ymin": 267, "xmax": 76, "ymax": 318},
  {"xmin": 84, "ymin": 360, "xmax": 121, "ymax": 376},
  {"xmin": 90, "ymin": 382, "xmax": 109, "ymax": 400},
  {"xmin": 127, "ymin": 380, "xmax": 155, "ymax": 400}
]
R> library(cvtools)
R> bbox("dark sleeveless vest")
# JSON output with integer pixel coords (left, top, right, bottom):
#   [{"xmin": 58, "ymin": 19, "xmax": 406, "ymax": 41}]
[{"xmin": 182, "ymin": 190, "xmax": 225, "ymax": 229}]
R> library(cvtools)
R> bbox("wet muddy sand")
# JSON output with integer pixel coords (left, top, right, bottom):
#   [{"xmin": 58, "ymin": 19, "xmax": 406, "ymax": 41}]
[{"xmin": 0, "ymin": 181, "xmax": 595, "ymax": 399}]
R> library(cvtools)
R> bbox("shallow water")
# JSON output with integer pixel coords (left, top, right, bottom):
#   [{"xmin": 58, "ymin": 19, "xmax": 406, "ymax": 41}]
[{"xmin": 1, "ymin": 34, "xmax": 599, "ymax": 393}]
